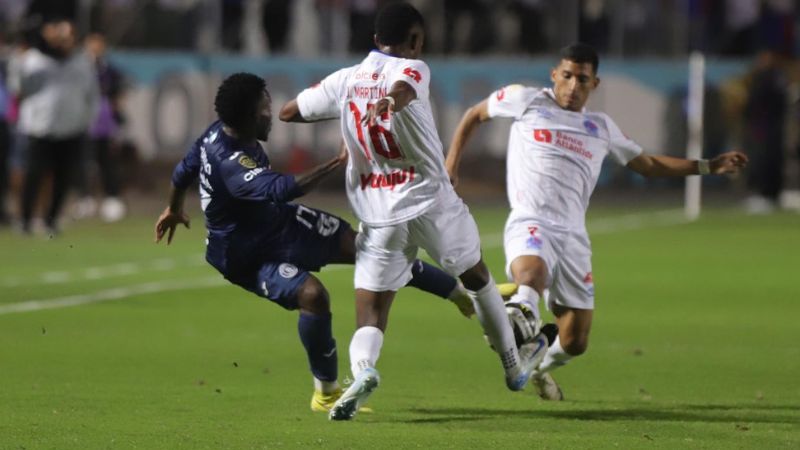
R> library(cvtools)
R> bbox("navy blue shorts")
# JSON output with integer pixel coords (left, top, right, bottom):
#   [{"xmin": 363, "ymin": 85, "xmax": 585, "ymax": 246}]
[{"xmin": 222, "ymin": 204, "xmax": 351, "ymax": 310}]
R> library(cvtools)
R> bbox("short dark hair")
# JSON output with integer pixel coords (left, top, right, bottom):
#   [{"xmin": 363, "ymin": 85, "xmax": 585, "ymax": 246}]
[
  {"xmin": 560, "ymin": 43, "xmax": 599, "ymax": 74},
  {"xmin": 374, "ymin": 2, "xmax": 424, "ymax": 46},
  {"xmin": 214, "ymin": 72, "xmax": 267, "ymax": 131}
]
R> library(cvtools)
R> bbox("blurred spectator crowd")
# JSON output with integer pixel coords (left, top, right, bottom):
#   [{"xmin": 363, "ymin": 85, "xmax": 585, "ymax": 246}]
[{"xmin": 0, "ymin": 0, "xmax": 796, "ymax": 57}]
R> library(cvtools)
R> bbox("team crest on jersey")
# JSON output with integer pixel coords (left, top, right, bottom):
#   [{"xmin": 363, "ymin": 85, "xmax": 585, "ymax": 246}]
[
  {"xmin": 279, "ymin": 263, "xmax": 299, "ymax": 279},
  {"xmin": 525, "ymin": 226, "xmax": 543, "ymax": 250},
  {"xmin": 583, "ymin": 119, "xmax": 599, "ymax": 137},
  {"xmin": 238, "ymin": 155, "xmax": 257, "ymax": 169}
]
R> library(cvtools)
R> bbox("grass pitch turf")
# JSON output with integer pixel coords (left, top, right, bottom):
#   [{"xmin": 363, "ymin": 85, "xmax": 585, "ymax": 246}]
[{"xmin": 1, "ymin": 206, "xmax": 798, "ymax": 449}]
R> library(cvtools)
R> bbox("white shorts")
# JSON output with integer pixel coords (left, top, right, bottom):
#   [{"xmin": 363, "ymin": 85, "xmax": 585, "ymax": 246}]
[
  {"xmin": 354, "ymin": 188, "xmax": 482, "ymax": 291},
  {"xmin": 503, "ymin": 210, "xmax": 595, "ymax": 310}
]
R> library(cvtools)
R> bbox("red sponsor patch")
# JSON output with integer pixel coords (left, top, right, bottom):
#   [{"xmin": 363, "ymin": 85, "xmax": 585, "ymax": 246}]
[
  {"xmin": 583, "ymin": 272, "xmax": 593, "ymax": 284},
  {"xmin": 403, "ymin": 67, "xmax": 422, "ymax": 83},
  {"xmin": 533, "ymin": 129, "xmax": 552, "ymax": 143},
  {"xmin": 496, "ymin": 88, "xmax": 506, "ymax": 101}
]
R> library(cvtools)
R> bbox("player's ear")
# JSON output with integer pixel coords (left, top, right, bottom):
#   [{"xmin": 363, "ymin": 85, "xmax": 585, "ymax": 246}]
[
  {"xmin": 550, "ymin": 68, "xmax": 557, "ymax": 83},
  {"xmin": 593, "ymin": 76, "xmax": 600, "ymax": 89}
]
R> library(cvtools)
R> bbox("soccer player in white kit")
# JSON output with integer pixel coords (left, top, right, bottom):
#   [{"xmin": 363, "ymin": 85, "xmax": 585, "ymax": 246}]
[
  {"xmin": 446, "ymin": 43, "xmax": 748, "ymax": 401},
  {"xmin": 280, "ymin": 3, "xmax": 548, "ymax": 420}
]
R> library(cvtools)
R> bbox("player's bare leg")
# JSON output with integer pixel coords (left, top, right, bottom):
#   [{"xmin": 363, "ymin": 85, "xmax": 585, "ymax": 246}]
[
  {"xmin": 460, "ymin": 260, "xmax": 546, "ymax": 390},
  {"xmin": 531, "ymin": 304, "xmax": 593, "ymax": 400},
  {"xmin": 329, "ymin": 289, "xmax": 394, "ymax": 421}
]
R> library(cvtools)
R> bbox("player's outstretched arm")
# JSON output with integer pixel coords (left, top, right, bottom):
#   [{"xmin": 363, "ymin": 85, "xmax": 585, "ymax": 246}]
[
  {"xmin": 293, "ymin": 141, "xmax": 349, "ymax": 194},
  {"xmin": 362, "ymin": 80, "xmax": 417, "ymax": 127},
  {"xmin": 445, "ymin": 99, "xmax": 491, "ymax": 187},
  {"xmin": 154, "ymin": 185, "xmax": 190, "ymax": 245},
  {"xmin": 278, "ymin": 99, "xmax": 310, "ymax": 123},
  {"xmin": 626, "ymin": 151, "xmax": 748, "ymax": 178}
]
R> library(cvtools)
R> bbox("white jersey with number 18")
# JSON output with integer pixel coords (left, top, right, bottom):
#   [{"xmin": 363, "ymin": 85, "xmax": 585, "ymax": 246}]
[
  {"xmin": 296, "ymin": 50, "xmax": 449, "ymax": 226},
  {"xmin": 487, "ymin": 85, "xmax": 643, "ymax": 230}
]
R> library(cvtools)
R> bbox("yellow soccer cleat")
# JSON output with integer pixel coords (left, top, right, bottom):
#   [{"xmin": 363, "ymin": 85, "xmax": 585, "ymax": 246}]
[
  {"xmin": 311, "ymin": 388, "xmax": 373, "ymax": 413},
  {"xmin": 497, "ymin": 283, "xmax": 519, "ymax": 300}
]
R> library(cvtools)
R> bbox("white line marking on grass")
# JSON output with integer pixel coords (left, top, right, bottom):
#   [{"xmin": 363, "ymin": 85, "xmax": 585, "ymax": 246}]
[
  {"xmin": 1, "ymin": 253, "xmax": 207, "ymax": 288},
  {"xmin": 0, "ymin": 278, "xmax": 227, "ymax": 315},
  {"xmin": 0, "ymin": 210, "xmax": 688, "ymax": 315}
]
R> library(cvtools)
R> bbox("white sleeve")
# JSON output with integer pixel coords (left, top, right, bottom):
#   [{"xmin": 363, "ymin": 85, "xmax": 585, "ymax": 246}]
[
  {"xmin": 603, "ymin": 114, "xmax": 643, "ymax": 165},
  {"xmin": 486, "ymin": 85, "xmax": 537, "ymax": 119},
  {"xmin": 296, "ymin": 68, "xmax": 349, "ymax": 121},
  {"xmin": 387, "ymin": 59, "xmax": 430, "ymax": 100}
]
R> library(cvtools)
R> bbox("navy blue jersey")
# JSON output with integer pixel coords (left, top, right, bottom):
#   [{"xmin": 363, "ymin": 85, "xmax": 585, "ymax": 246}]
[{"xmin": 172, "ymin": 121, "xmax": 305, "ymax": 273}]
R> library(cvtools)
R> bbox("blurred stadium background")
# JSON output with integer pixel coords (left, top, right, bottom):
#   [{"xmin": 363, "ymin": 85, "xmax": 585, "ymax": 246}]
[{"xmin": 1, "ymin": 1, "xmax": 799, "ymax": 448}]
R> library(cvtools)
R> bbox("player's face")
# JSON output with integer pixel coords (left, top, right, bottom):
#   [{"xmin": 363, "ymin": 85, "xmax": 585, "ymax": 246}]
[
  {"xmin": 255, "ymin": 91, "xmax": 272, "ymax": 142},
  {"xmin": 550, "ymin": 60, "xmax": 599, "ymax": 112}
]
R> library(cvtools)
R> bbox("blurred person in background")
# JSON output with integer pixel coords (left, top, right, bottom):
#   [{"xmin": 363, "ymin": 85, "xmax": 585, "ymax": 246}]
[
  {"xmin": 0, "ymin": 57, "xmax": 10, "ymax": 225},
  {"xmin": 742, "ymin": 48, "xmax": 789, "ymax": 214},
  {"xmin": 9, "ymin": 19, "xmax": 98, "ymax": 235},
  {"xmin": 73, "ymin": 32, "xmax": 127, "ymax": 223},
  {"xmin": 262, "ymin": 0, "xmax": 293, "ymax": 53}
]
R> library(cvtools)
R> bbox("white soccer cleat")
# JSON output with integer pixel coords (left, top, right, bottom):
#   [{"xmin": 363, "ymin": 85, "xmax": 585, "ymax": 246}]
[
  {"xmin": 506, "ymin": 301, "xmax": 541, "ymax": 347},
  {"xmin": 329, "ymin": 367, "xmax": 380, "ymax": 421},
  {"xmin": 505, "ymin": 333, "xmax": 548, "ymax": 391},
  {"xmin": 532, "ymin": 371, "xmax": 564, "ymax": 401}
]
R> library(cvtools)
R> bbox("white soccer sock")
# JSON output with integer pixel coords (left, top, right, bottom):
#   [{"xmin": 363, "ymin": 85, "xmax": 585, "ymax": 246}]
[
  {"xmin": 469, "ymin": 276, "xmax": 520, "ymax": 375},
  {"xmin": 349, "ymin": 326, "xmax": 384, "ymax": 378},
  {"xmin": 509, "ymin": 284, "xmax": 541, "ymax": 323},
  {"xmin": 538, "ymin": 336, "xmax": 573, "ymax": 373},
  {"xmin": 313, "ymin": 378, "xmax": 340, "ymax": 395}
]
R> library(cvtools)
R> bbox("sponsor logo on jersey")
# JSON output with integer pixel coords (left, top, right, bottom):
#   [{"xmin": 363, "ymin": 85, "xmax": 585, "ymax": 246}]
[
  {"xmin": 526, "ymin": 225, "xmax": 543, "ymax": 250},
  {"xmin": 533, "ymin": 129, "xmax": 552, "ymax": 143},
  {"xmin": 583, "ymin": 272, "xmax": 593, "ymax": 284},
  {"xmin": 279, "ymin": 263, "xmax": 299, "ymax": 279},
  {"xmin": 583, "ymin": 119, "xmax": 599, "ymax": 137},
  {"xmin": 359, "ymin": 166, "xmax": 416, "ymax": 190},
  {"xmin": 355, "ymin": 71, "xmax": 385, "ymax": 81},
  {"xmin": 534, "ymin": 129, "xmax": 593, "ymax": 159},
  {"xmin": 238, "ymin": 155, "xmax": 257, "ymax": 169},
  {"xmin": 402, "ymin": 67, "xmax": 422, "ymax": 83},
  {"xmin": 535, "ymin": 108, "xmax": 555, "ymax": 119},
  {"xmin": 243, "ymin": 167, "xmax": 265, "ymax": 181},
  {"xmin": 496, "ymin": 88, "xmax": 505, "ymax": 101}
]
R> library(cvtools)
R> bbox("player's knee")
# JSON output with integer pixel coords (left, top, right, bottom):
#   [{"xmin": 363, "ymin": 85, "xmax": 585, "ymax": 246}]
[
  {"xmin": 459, "ymin": 260, "xmax": 491, "ymax": 291},
  {"xmin": 560, "ymin": 334, "xmax": 589, "ymax": 356},
  {"xmin": 295, "ymin": 277, "xmax": 330, "ymax": 315}
]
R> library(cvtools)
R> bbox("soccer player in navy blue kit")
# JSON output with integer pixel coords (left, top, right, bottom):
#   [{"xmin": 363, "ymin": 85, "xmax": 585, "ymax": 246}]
[{"xmin": 154, "ymin": 73, "xmax": 473, "ymax": 412}]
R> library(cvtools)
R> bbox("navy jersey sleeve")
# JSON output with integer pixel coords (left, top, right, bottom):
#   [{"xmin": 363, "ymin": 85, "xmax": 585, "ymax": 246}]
[
  {"xmin": 171, "ymin": 137, "xmax": 202, "ymax": 189},
  {"xmin": 219, "ymin": 153, "xmax": 304, "ymax": 203}
]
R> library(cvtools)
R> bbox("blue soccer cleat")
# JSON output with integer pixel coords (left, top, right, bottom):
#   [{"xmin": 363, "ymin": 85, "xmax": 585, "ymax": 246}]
[
  {"xmin": 505, "ymin": 333, "xmax": 548, "ymax": 391},
  {"xmin": 329, "ymin": 367, "xmax": 380, "ymax": 421}
]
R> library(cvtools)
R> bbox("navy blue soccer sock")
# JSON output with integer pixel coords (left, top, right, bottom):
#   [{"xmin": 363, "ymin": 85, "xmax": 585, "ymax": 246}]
[
  {"xmin": 407, "ymin": 259, "xmax": 457, "ymax": 299},
  {"xmin": 297, "ymin": 312, "xmax": 338, "ymax": 383}
]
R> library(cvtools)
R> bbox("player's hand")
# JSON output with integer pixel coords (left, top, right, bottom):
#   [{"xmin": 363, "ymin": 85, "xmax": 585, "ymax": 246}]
[
  {"xmin": 154, "ymin": 206, "xmax": 190, "ymax": 245},
  {"xmin": 363, "ymin": 97, "xmax": 393, "ymax": 127},
  {"xmin": 710, "ymin": 151, "xmax": 749, "ymax": 175}
]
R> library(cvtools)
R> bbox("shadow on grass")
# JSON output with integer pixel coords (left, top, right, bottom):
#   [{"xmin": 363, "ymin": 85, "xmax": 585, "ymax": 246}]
[{"xmin": 404, "ymin": 402, "xmax": 799, "ymax": 425}]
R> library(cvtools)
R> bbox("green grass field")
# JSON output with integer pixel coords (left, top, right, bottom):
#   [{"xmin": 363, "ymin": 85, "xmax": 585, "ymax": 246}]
[{"xmin": 1, "ymin": 206, "xmax": 799, "ymax": 449}]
